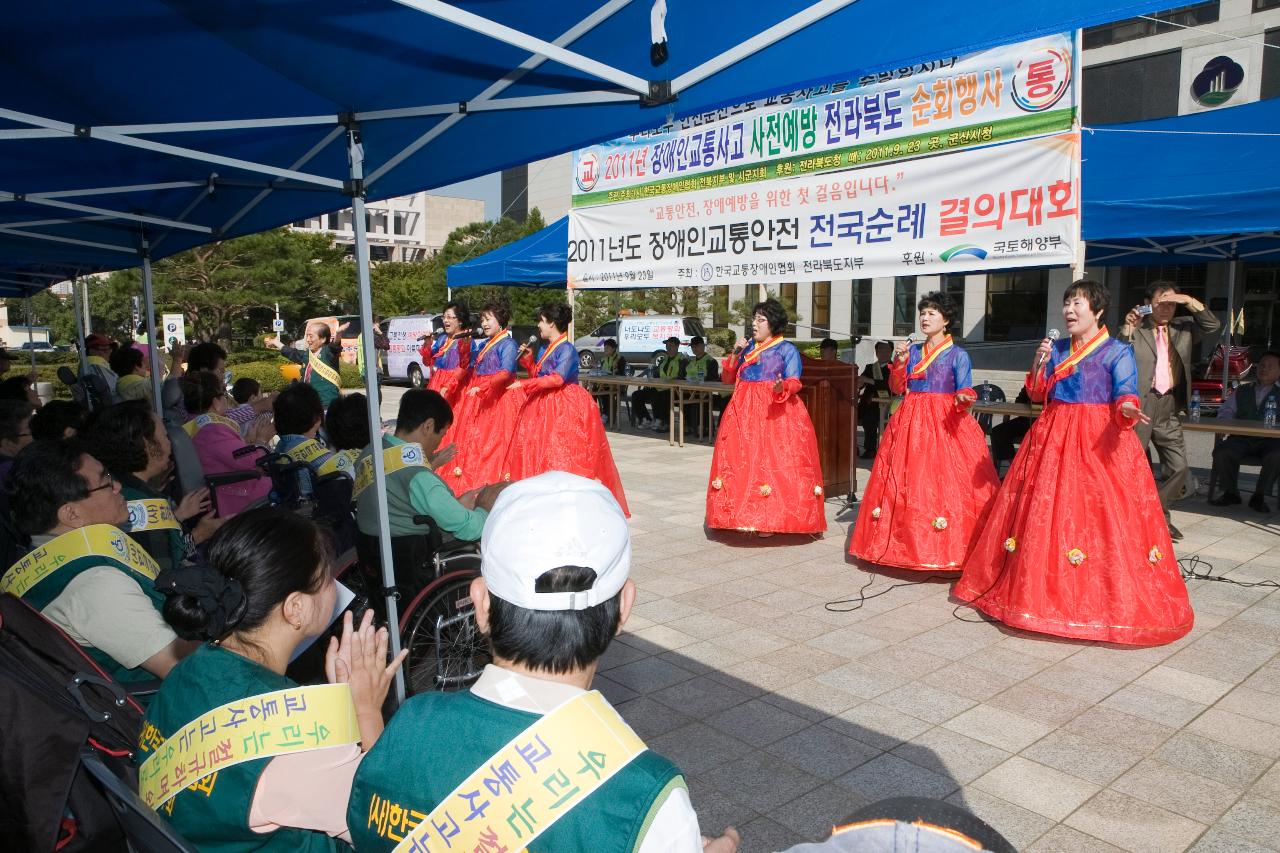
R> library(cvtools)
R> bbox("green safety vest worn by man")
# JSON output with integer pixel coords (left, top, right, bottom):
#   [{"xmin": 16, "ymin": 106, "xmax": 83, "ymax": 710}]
[{"xmin": 354, "ymin": 434, "xmax": 487, "ymax": 541}]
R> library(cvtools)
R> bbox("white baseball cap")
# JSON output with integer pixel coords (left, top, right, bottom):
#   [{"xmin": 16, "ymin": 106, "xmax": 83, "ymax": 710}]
[{"xmin": 481, "ymin": 471, "xmax": 630, "ymax": 611}]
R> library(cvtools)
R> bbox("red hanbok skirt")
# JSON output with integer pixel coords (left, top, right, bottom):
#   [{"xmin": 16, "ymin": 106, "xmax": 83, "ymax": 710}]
[
  {"xmin": 505, "ymin": 383, "xmax": 629, "ymax": 516},
  {"xmin": 705, "ymin": 381, "xmax": 826, "ymax": 534},
  {"xmin": 849, "ymin": 393, "xmax": 999, "ymax": 571},
  {"xmin": 954, "ymin": 401, "xmax": 1193, "ymax": 646},
  {"xmin": 441, "ymin": 376, "xmax": 524, "ymax": 495},
  {"xmin": 427, "ymin": 365, "xmax": 467, "ymax": 408}
]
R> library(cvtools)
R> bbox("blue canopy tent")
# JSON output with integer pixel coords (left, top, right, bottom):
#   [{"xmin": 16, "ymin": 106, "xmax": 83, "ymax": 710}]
[
  {"xmin": 449, "ymin": 217, "xmax": 571, "ymax": 289},
  {"xmin": 0, "ymin": 0, "xmax": 1174, "ymax": 698}
]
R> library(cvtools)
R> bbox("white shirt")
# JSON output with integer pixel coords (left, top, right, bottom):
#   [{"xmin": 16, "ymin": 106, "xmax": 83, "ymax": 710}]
[{"xmin": 471, "ymin": 665, "xmax": 703, "ymax": 853}]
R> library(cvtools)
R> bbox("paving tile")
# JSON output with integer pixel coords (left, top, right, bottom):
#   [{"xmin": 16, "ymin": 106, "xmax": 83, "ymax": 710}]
[
  {"xmin": 753, "ymin": 644, "xmax": 849, "ymax": 678},
  {"xmin": 1248, "ymin": 762, "xmax": 1280, "ymax": 807},
  {"xmin": 651, "ymin": 674, "xmax": 754, "ymax": 720},
  {"xmin": 875, "ymin": 681, "xmax": 977, "ymax": 724},
  {"xmin": 835, "ymin": 752, "xmax": 960, "ymax": 801},
  {"xmin": 1155, "ymin": 731, "xmax": 1274, "ymax": 788},
  {"xmin": 1134, "ymin": 664, "xmax": 1236, "ymax": 706},
  {"xmin": 1186, "ymin": 707, "xmax": 1280, "ymax": 759},
  {"xmin": 856, "ymin": 644, "xmax": 952, "ymax": 679},
  {"xmin": 988, "ymin": 682, "xmax": 1092, "ymax": 727},
  {"xmin": 1187, "ymin": 826, "xmax": 1275, "ymax": 853},
  {"xmin": 597, "ymin": 638, "xmax": 651, "ymax": 671},
  {"xmin": 891, "ymin": 726, "xmax": 1011, "ymax": 785},
  {"xmin": 920, "ymin": 661, "xmax": 1026, "ymax": 702},
  {"xmin": 615, "ymin": 695, "xmax": 693, "ymax": 740},
  {"xmin": 971, "ymin": 756, "xmax": 1100, "ymax": 821},
  {"xmin": 628, "ymin": 622, "xmax": 701, "ymax": 651},
  {"xmin": 942, "ymin": 704, "xmax": 1055, "ymax": 752},
  {"xmin": 758, "ymin": 678, "xmax": 863, "ymax": 722},
  {"xmin": 648, "ymin": 722, "xmax": 753, "ymax": 775},
  {"xmin": 1100, "ymin": 683, "xmax": 1208, "ymax": 728},
  {"xmin": 1065, "ymin": 706, "xmax": 1178, "ymax": 753},
  {"xmin": 704, "ymin": 752, "xmax": 824, "ymax": 811},
  {"xmin": 592, "ymin": 673, "xmax": 639, "ymax": 705},
  {"xmin": 1111, "ymin": 758, "xmax": 1245, "ymax": 824},
  {"xmin": 1217, "ymin": 685, "xmax": 1280, "ymax": 727},
  {"xmin": 769, "ymin": 783, "xmax": 865, "ymax": 839},
  {"xmin": 711, "ymin": 659, "xmax": 809, "ymax": 694},
  {"xmin": 629, "ymin": 597, "xmax": 705, "ymax": 624},
  {"xmin": 1214, "ymin": 797, "xmax": 1280, "ymax": 848},
  {"xmin": 705, "ymin": 699, "xmax": 812, "ymax": 746},
  {"xmin": 1064, "ymin": 789, "xmax": 1207, "ymax": 853},
  {"xmin": 803, "ymin": 627, "xmax": 890, "ymax": 659},
  {"xmin": 661, "ymin": 639, "xmax": 754, "ymax": 673},
  {"xmin": 814, "ymin": 661, "xmax": 910, "ymax": 700},
  {"xmin": 735, "ymin": 816, "xmax": 807, "ymax": 853},
  {"xmin": 965, "ymin": 644, "xmax": 1055, "ymax": 680},
  {"xmin": 1019, "ymin": 729, "xmax": 1145, "ymax": 786},
  {"xmin": 605, "ymin": 655, "xmax": 697, "ymax": 692},
  {"xmin": 1026, "ymin": 825, "xmax": 1126, "ymax": 852},
  {"xmin": 945, "ymin": 788, "xmax": 1056, "ymax": 850},
  {"xmin": 823, "ymin": 702, "xmax": 932, "ymax": 751},
  {"xmin": 764, "ymin": 726, "xmax": 880, "ymax": 781},
  {"xmin": 687, "ymin": 776, "xmax": 759, "ymax": 837}
]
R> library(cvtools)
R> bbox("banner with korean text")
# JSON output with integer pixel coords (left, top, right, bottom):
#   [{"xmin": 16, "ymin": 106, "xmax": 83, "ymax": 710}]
[{"xmin": 568, "ymin": 32, "xmax": 1080, "ymax": 287}]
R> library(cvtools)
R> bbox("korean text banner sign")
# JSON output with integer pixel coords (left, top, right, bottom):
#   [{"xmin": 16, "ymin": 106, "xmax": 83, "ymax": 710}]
[{"xmin": 568, "ymin": 33, "xmax": 1079, "ymax": 287}]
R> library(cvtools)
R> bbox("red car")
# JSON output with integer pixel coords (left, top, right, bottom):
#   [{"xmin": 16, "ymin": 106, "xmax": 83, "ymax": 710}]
[{"xmin": 1191, "ymin": 345, "xmax": 1252, "ymax": 414}]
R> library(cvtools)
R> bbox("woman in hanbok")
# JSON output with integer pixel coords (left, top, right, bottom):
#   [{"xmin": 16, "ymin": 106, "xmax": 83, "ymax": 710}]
[
  {"xmin": 849, "ymin": 291, "xmax": 999, "ymax": 571},
  {"xmin": 439, "ymin": 300, "xmax": 522, "ymax": 495},
  {"xmin": 705, "ymin": 298, "xmax": 826, "ymax": 535},
  {"xmin": 955, "ymin": 279, "xmax": 1193, "ymax": 646},
  {"xmin": 420, "ymin": 299, "xmax": 472, "ymax": 406},
  {"xmin": 505, "ymin": 303, "xmax": 629, "ymax": 515}
]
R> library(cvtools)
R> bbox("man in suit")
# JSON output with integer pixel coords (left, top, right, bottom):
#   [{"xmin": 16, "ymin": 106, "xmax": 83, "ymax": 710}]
[
  {"xmin": 1118, "ymin": 281, "xmax": 1221, "ymax": 540},
  {"xmin": 858, "ymin": 341, "xmax": 893, "ymax": 457}
]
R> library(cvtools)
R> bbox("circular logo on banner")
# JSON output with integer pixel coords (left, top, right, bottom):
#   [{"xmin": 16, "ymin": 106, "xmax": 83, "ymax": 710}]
[
  {"xmin": 700, "ymin": 263, "xmax": 713, "ymax": 282},
  {"xmin": 1012, "ymin": 47, "xmax": 1072, "ymax": 112},
  {"xmin": 127, "ymin": 504, "xmax": 143, "ymax": 528},
  {"xmin": 1191, "ymin": 56, "xmax": 1244, "ymax": 107},
  {"xmin": 575, "ymin": 149, "xmax": 601, "ymax": 193}
]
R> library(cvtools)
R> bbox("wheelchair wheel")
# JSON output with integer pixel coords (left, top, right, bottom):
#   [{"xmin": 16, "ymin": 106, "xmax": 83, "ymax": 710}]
[{"xmin": 400, "ymin": 570, "xmax": 490, "ymax": 694}]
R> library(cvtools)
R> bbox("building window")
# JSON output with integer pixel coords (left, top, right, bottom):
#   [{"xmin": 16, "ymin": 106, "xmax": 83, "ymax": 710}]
[
  {"xmin": 1243, "ymin": 264, "xmax": 1280, "ymax": 349},
  {"xmin": 1121, "ymin": 265, "xmax": 1208, "ymax": 312},
  {"xmin": 1256, "ymin": 0, "xmax": 1280, "ymax": 10},
  {"xmin": 940, "ymin": 274, "xmax": 966, "ymax": 335},
  {"xmin": 986, "ymin": 269, "xmax": 1049, "ymax": 341},
  {"xmin": 1082, "ymin": 50, "xmax": 1181, "ymax": 124},
  {"xmin": 326, "ymin": 213, "xmax": 340, "ymax": 230},
  {"xmin": 811, "ymin": 281, "xmax": 831, "ymax": 333},
  {"xmin": 850, "ymin": 279, "xmax": 872, "ymax": 337},
  {"xmin": 1082, "ymin": 2, "xmax": 1219, "ymax": 49},
  {"xmin": 893, "ymin": 277, "xmax": 916, "ymax": 336},
  {"xmin": 1263, "ymin": 28, "xmax": 1280, "ymax": 100},
  {"xmin": 779, "ymin": 283, "xmax": 798, "ymax": 337},
  {"xmin": 393, "ymin": 212, "xmax": 407, "ymax": 236}
]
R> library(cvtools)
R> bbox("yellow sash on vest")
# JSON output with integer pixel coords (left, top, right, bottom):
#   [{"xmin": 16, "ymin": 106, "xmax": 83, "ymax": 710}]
[
  {"xmin": 389, "ymin": 690, "xmax": 646, "ymax": 853},
  {"xmin": 138, "ymin": 683, "xmax": 359, "ymax": 811},
  {"xmin": 308, "ymin": 349, "xmax": 342, "ymax": 388},
  {"xmin": 353, "ymin": 443, "xmax": 428, "ymax": 499},
  {"xmin": 117, "ymin": 373, "xmax": 149, "ymax": 394},
  {"xmin": 281, "ymin": 438, "xmax": 329, "ymax": 466},
  {"xmin": 126, "ymin": 498, "xmax": 182, "ymax": 533},
  {"xmin": 190, "ymin": 413, "xmax": 242, "ymax": 436},
  {"xmin": 87, "ymin": 355, "xmax": 110, "ymax": 368},
  {"xmin": 0, "ymin": 524, "xmax": 159, "ymax": 598},
  {"xmin": 317, "ymin": 448, "xmax": 359, "ymax": 478}
]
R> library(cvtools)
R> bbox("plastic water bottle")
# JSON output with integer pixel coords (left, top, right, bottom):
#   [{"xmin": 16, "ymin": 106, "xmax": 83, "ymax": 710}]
[
  {"xmin": 1188, "ymin": 390, "xmax": 1201, "ymax": 422},
  {"xmin": 1266, "ymin": 397, "xmax": 1277, "ymax": 429},
  {"xmin": 980, "ymin": 382, "xmax": 991, "ymax": 404}
]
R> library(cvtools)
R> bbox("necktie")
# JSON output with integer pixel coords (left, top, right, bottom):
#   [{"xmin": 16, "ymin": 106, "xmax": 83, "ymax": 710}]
[{"xmin": 1154, "ymin": 325, "xmax": 1172, "ymax": 395}]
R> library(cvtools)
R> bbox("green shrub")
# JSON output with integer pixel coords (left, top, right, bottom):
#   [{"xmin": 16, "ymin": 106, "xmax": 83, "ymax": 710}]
[
  {"xmin": 224, "ymin": 359, "xmax": 370, "ymax": 393},
  {"xmin": 225, "ymin": 348, "xmax": 279, "ymax": 365},
  {"xmin": 705, "ymin": 328, "xmax": 738, "ymax": 351}
]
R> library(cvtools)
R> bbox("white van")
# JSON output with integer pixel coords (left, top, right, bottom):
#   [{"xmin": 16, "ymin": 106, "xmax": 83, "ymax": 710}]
[
  {"xmin": 383, "ymin": 314, "xmax": 442, "ymax": 387},
  {"xmin": 574, "ymin": 315, "xmax": 707, "ymax": 369}
]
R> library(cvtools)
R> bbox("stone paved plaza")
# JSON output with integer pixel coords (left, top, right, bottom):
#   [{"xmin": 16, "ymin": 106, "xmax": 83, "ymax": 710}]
[{"xmin": 383, "ymin": 389, "xmax": 1280, "ymax": 852}]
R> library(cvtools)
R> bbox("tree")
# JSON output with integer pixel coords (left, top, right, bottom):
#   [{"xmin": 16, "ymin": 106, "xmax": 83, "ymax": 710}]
[
  {"xmin": 371, "ymin": 260, "xmax": 440, "ymax": 318},
  {"xmin": 4, "ymin": 290, "xmax": 77, "ymax": 345},
  {"xmin": 438, "ymin": 209, "xmax": 565, "ymax": 327}
]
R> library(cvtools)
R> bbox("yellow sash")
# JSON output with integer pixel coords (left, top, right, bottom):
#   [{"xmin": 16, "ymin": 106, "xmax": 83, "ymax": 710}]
[
  {"xmin": 117, "ymin": 373, "xmax": 149, "ymax": 393},
  {"xmin": 534, "ymin": 334, "xmax": 570, "ymax": 374},
  {"xmin": 281, "ymin": 438, "xmax": 329, "ymax": 466},
  {"xmin": 190, "ymin": 413, "xmax": 242, "ymax": 435},
  {"xmin": 908, "ymin": 335, "xmax": 953, "ymax": 380},
  {"xmin": 0, "ymin": 524, "xmax": 159, "ymax": 598},
  {"xmin": 308, "ymin": 349, "xmax": 342, "ymax": 388},
  {"xmin": 138, "ymin": 683, "xmax": 359, "ymax": 811},
  {"xmin": 126, "ymin": 498, "xmax": 182, "ymax": 533},
  {"xmin": 87, "ymin": 355, "xmax": 110, "ymax": 368},
  {"xmin": 1052, "ymin": 327, "xmax": 1110, "ymax": 382},
  {"xmin": 738, "ymin": 336, "xmax": 784, "ymax": 369},
  {"xmin": 475, "ymin": 330, "xmax": 511, "ymax": 365},
  {"xmin": 353, "ymin": 443, "xmax": 428, "ymax": 499},
  {"xmin": 390, "ymin": 690, "xmax": 646, "ymax": 853},
  {"xmin": 317, "ymin": 448, "xmax": 359, "ymax": 478}
]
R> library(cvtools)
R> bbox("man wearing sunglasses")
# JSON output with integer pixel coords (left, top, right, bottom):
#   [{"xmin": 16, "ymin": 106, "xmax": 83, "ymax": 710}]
[{"xmin": 1, "ymin": 442, "xmax": 196, "ymax": 685}]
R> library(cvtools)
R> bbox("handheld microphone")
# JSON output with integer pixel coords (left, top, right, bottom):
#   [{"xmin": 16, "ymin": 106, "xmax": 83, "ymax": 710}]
[
  {"xmin": 1038, "ymin": 328, "xmax": 1061, "ymax": 367},
  {"xmin": 906, "ymin": 332, "xmax": 923, "ymax": 345}
]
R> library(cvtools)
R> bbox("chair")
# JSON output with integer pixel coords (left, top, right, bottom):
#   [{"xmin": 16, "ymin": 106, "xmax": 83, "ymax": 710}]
[
  {"xmin": 973, "ymin": 381, "xmax": 1006, "ymax": 434},
  {"xmin": 79, "ymin": 746, "xmax": 198, "ymax": 853}
]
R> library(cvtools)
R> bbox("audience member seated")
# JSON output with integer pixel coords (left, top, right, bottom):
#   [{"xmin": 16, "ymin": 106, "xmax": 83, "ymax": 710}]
[
  {"xmin": 354, "ymin": 390, "xmax": 501, "ymax": 587},
  {"xmin": 183, "ymin": 371, "xmax": 275, "ymax": 516},
  {"xmin": 82, "ymin": 400, "xmax": 222, "ymax": 573},
  {"xmin": 1210, "ymin": 350, "xmax": 1280, "ymax": 512},
  {"xmin": 110, "ymin": 345, "xmax": 152, "ymax": 402},
  {"xmin": 231, "ymin": 377, "xmax": 262, "ymax": 406},
  {"xmin": 632, "ymin": 335, "xmax": 687, "ymax": 430},
  {"xmin": 30, "ymin": 399, "xmax": 86, "ymax": 440},
  {"xmin": 347, "ymin": 472, "xmax": 738, "ymax": 853},
  {"xmin": 275, "ymin": 383, "xmax": 353, "ymax": 495},
  {"xmin": 169, "ymin": 341, "xmax": 275, "ymax": 432},
  {"xmin": 0, "ymin": 441, "xmax": 195, "ymax": 682},
  {"xmin": 142, "ymin": 508, "xmax": 403, "ymax": 849},
  {"xmin": 84, "ymin": 333, "xmax": 121, "ymax": 403},
  {"xmin": 324, "ymin": 392, "xmax": 370, "ymax": 475},
  {"xmin": 0, "ymin": 398, "xmax": 34, "ymax": 479},
  {"xmin": 0, "ymin": 374, "xmax": 41, "ymax": 409},
  {"xmin": 595, "ymin": 338, "xmax": 628, "ymax": 417},
  {"xmin": 818, "ymin": 338, "xmax": 839, "ymax": 361},
  {"xmin": 989, "ymin": 387, "xmax": 1034, "ymax": 472}
]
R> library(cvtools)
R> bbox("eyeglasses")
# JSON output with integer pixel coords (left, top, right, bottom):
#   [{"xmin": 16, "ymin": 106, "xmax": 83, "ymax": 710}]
[{"xmin": 85, "ymin": 472, "xmax": 115, "ymax": 495}]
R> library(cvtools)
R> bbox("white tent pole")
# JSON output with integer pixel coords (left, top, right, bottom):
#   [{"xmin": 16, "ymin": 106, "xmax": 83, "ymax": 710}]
[
  {"xmin": 140, "ymin": 242, "xmax": 165, "ymax": 415},
  {"xmin": 25, "ymin": 294, "xmax": 35, "ymax": 371},
  {"xmin": 72, "ymin": 274, "xmax": 88, "ymax": 379},
  {"xmin": 348, "ymin": 127, "xmax": 406, "ymax": 705},
  {"xmin": 1224, "ymin": 244, "xmax": 1236, "ymax": 396}
]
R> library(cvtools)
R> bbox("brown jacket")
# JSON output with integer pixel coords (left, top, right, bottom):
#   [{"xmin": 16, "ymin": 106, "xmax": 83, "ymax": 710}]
[{"xmin": 1117, "ymin": 307, "xmax": 1221, "ymax": 408}]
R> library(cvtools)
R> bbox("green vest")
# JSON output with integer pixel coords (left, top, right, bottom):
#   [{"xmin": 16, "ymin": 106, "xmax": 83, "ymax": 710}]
[
  {"xmin": 355, "ymin": 436, "xmax": 433, "ymax": 538},
  {"xmin": 347, "ymin": 690, "xmax": 684, "ymax": 853},
  {"xmin": 1236, "ymin": 383, "xmax": 1280, "ymax": 421},
  {"xmin": 10, "ymin": 526, "xmax": 167, "ymax": 685},
  {"xmin": 139, "ymin": 645, "xmax": 342, "ymax": 853},
  {"xmin": 686, "ymin": 354, "xmax": 715, "ymax": 382},
  {"xmin": 307, "ymin": 347, "xmax": 342, "ymax": 408},
  {"xmin": 658, "ymin": 354, "xmax": 683, "ymax": 379},
  {"xmin": 122, "ymin": 478, "xmax": 189, "ymax": 575}
]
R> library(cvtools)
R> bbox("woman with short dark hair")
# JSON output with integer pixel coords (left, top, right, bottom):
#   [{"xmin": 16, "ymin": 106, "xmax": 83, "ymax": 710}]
[
  {"xmin": 420, "ymin": 299, "xmax": 472, "ymax": 405},
  {"xmin": 505, "ymin": 303, "xmax": 629, "ymax": 514},
  {"xmin": 849, "ymin": 291, "xmax": 999, "ymax": 571},
  {"xmin": 184, "ymin": 371, "xmax": 275, "ymax": 516},
  {"xmin": 956, "ymin": 280, "xmax": 1193, "ymax": 645},
  {"xmin": 705, "ymin": 298, "xmax": 825, "ymax": 535},
  {"xmin": 440, "ymin": 299, "xmax": 524, "ymax": 495}
]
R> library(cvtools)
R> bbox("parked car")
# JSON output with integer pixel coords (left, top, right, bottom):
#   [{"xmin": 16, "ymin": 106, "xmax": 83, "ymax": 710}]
[
  {"xmin": 12, "ymin": 341, "xmax": 61, "ymax": 352},
  {"xmin": 1191, "ymin": 344, "xmax": 1253, "ymax": 415},
  {"xmin": 573, "ymin": 315, "xmax": 707, "ymax": 369},
  {"xmin": 382, "ymin": 314, "xmax": 442, "ymax": 387}
]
